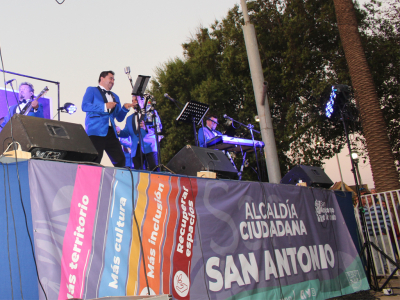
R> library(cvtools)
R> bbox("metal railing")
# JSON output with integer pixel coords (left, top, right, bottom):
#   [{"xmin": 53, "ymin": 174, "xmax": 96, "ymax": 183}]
[{"xmin": 355, "ymin": 189, "xmax": 400, "ymax": 276}]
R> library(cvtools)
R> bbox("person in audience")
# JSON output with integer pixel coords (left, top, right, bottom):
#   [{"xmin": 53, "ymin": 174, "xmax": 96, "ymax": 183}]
[{"xmin": 361, "ymin": 188, "xmax": 395, "ymax": 275}]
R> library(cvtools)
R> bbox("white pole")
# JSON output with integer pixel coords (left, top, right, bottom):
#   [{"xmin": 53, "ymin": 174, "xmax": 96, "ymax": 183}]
[{"xmin": 240, "ymin": 0, "xmax": 281, "ymax": 183}]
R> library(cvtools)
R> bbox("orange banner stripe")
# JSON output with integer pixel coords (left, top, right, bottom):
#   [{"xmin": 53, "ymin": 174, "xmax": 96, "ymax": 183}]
[
  {"xmin": 127, "ymin": 172, "xmax": 149, "ymax": 295},
  {"xmin": 138, "ymin": 174, "xmax": 170, "ymax": 295}
]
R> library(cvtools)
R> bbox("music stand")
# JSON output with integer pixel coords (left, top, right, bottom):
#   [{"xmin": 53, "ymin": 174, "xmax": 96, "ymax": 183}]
[
  {"xmin": 131, "ymin": 75, "xmax": 150, "ymax": 170},
  {"xmin": 176, "ymin": 101, "xmax": 209, "ymax": 147},
  {"xmin": 132, "ymin": 75, "xmax": 151, "ymax": 96}
]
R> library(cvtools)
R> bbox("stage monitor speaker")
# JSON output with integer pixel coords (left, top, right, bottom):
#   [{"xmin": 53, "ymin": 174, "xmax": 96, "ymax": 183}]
[
  {"xmin": 0, "ymin": 114, "xmax": 98, "ymax": 162},
  {"xmin": 166, "ymin": 145, "xmax": 238, "ymax": 179},
  {"xmin": 280, "ymin": 165, "xmax": 333, "ymax": 188}
]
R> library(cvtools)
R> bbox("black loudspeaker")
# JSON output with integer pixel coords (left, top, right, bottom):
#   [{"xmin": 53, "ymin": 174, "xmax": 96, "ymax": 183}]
[
  {"xmin": 0, "ymin": 114, "xmax": 98, "ymax": 162},
  {"xmin": 166, "ymin": 145, "xmax": 238, "ymax": 179},
  {"xmin": 280, "ymin": 165, "xmax": 333, "ymax": 188}
]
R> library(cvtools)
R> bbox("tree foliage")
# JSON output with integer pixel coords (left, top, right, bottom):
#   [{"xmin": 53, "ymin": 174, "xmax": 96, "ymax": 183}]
[
  {"xmin": 150, "ymin": 0, "xmax": 399, "ymax": 180},
  {"xmin": 360, "ymin": 0, "xmax": 400, "ymax": 170}
]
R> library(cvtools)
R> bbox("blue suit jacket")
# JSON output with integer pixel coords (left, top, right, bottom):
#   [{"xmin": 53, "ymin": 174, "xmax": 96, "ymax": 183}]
[
  {"xmin": 0, "ymin": 103, "xmax": 44, "ymax": 130},
  {"xmin": 82, "ymin": 86, "xmax": 129, "ymax": 137},
  {"xmin": 198, "ymin": 126, "xmax": 222, "ymax": 147},
  {"xmin": 119, "ymin": 136, "xmax": 134, "ymax": 168},
  {"xmin": 119, "ymin": 113, "xmax": 160, "ymax": 157}
]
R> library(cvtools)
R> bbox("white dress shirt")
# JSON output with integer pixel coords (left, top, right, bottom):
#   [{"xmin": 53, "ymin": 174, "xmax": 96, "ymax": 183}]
[
  {"xmin": 15, "ymin": 99, "xmax": 38, "ymax": 114},
  {"xmin": 98, "ymin": 85, "xmax": 113, "ymax": 126}
]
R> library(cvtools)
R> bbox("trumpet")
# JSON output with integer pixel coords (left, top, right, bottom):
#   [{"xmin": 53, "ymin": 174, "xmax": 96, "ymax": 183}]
[{"xmin": 142, "ymin": 94, "xmax": 157, "ymax": 126}]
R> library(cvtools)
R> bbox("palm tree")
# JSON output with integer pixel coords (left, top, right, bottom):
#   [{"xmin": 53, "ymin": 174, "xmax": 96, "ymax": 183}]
[{"xmin": 333, "ymin": 0, "xmax": 400, "ymax": 192}]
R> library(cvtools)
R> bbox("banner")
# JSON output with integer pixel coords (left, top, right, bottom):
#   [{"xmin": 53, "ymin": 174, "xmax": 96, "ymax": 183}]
[
  {"xmin": 98, "ymin": 169, "xmax": 135, "ymax": 296},
  {"xmin": 58, "ymin": 165, "xmax": 102, "ymax": 300},
  {"xmin": 27, "ymin": 160, "xmax": 369, "ymax": 300},
  {"xmin": 190, "ymin": 179, "xmax": 369, "ymax": 299}
]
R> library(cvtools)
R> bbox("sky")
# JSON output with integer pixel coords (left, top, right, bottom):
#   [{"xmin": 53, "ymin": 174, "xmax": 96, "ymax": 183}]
[{"xmin": 0, "ymin": 0, "xmax": 376, "ymax": 188}]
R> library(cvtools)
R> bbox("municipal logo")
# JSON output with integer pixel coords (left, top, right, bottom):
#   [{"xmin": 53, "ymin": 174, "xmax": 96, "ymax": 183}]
[
  {"xmin": 174, "ymin": 270, "xmax": 190, "ymax": 297},
  {"xmin": 346, "ymin": 270, "xmax": 362, "ymax": 291},
  {"xmin": 315, "ymin": 200, "xmax": 336, "ymax": 222}
]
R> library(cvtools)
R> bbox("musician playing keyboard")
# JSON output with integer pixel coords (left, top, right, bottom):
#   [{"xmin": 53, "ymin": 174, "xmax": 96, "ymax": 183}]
[
  {"xmin": 0, "ymin": 82, "xmax": 44, "ymax": 130},
  {"xmin": 198, "ymin": 115, "xmax": 221, "ymax": 147}
]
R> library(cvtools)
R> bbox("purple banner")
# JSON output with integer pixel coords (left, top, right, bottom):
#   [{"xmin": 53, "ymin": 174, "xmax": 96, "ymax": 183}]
[{"xmin": 27, "ymin": 160, "xmax": 368, "ymax": 300}]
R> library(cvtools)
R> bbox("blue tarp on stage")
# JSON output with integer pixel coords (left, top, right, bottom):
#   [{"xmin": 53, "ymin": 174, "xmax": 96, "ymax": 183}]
[{"xmin": 0, "ymin": 161, "xmax": 38, "ymax": 300}]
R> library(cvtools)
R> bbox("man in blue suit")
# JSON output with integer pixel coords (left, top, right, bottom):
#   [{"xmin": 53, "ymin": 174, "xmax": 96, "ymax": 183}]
[
  {"xmin": 198, "ymin": 115, "xmax": 221, "ymax": 147},
  {"xmin": 118, "ymin": 95, "xmax": 162, "ymax": 171},
  {"xmin": 82, "ymin": 71, "xmax": 133, "ymax": 167},
  {"xmin": 0, "ymin": 82, "xmax": 44, "ymax": 130}
]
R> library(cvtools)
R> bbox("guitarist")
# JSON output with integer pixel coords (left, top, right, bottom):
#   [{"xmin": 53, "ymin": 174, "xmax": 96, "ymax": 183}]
[{"xmin": 0, "ymin": 82, "xmax": 44, "ymax": 130}]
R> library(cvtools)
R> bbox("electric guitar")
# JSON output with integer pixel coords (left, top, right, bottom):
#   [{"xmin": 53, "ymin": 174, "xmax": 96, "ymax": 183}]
[{"xmin": 20, "ymin": 86, "xmax": 49, "ymax": 115}]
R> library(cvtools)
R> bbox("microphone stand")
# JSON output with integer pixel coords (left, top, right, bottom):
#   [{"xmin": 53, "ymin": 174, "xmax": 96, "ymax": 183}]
[
  {"xmin": 172, "ymin": 99, "xmax": 183, "ymax": 110},
  {"xmin": 152, "ymin": 109, "xmax": 164, "ymax": 172},
  {"xmin": 124, "ymin": 67, "xmax": 134, "ymax": 90},
  {"xmin": 153, "ymin": 111, "xmax": 161, "ymax": 171},
  {"xmin": 339, "ymin": 105, "xmax": 398, "ymax": 290},
  {"xmin": 192, "ymin": 114, "xmax": 199, "ymax": 147},
  {"xmin": 135, "ymin": 104, "xmax": 144, "ymax": 171},
  {"xmin": 226, "ymin": 116, "xmax": 261, "ymax": 181},
  {"xmin": 145, "ymin": 96, "xmax": 164, "ymax": 172},
  {"xmin": 201, "ymin": 119, "xmax": 206, "ymax": 148}
]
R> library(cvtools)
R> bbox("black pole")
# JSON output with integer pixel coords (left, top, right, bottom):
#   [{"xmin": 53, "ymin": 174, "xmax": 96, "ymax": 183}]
[
  {"xmin": 248, "ymin": 124, "xmax": 261, "ymax": 181},
  {"xmin": 192, "ymin": 114, "xmax": 198, "ymax": 147},
  {"xmin": 57, "ymin": 83, "xmax": 60, "ymax": 121},
  {"xmin": 340, "ymin": 107, "xmax": 378, "ymax": 288},
  {"xmin": 153, "ymin": 109, "xmax": 161, "ymax": 171},
  {"xmin": 201, "ymin": 118, "xmax": 206, "ymax": 148},
  {"xmin": 136, "ymin": 109, "xmax": 144, "ymax": 170},
  {"xmin": 354, "ymin": 159, "xmax": 363, "ymax": 187}
]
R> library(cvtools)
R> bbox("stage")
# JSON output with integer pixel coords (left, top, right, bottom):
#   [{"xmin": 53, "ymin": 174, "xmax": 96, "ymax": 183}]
[{"xmin": 0, "ymin": 159, "xmax": 368, "ymax": 300}]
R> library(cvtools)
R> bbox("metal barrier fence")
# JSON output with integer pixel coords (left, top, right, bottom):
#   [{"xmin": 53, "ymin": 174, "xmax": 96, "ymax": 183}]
[{"xmin": 355, "ymin": 189, "xmax": 400, "ymax": 276}]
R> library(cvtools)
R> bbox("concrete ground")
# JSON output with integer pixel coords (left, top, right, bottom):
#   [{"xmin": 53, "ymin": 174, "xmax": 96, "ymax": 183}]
[{"xmin": 330, "ymin": 277, "xmax": 400, "ymax": 299}]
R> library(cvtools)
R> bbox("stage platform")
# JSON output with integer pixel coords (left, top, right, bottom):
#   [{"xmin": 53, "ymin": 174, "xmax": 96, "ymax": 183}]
[{"xmin": 0, "ymin": 159, "xmax": 368, "ymax": 300}]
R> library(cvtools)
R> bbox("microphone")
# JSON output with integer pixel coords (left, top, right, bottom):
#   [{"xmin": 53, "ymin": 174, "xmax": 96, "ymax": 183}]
[
  {"xmin": 223, "ymin": 114, "xmax": 232, "ymax": 120},
  {"xmin": 5, "ymin": 79, "xmax": 16, "ymax": 85},
  {"xmin": 124, "ymin": 66, "xmax": 132, "ymax": 81},
  {"xmin": 164, "ymin": 93, "xmax": 176, "ymax": 102}
]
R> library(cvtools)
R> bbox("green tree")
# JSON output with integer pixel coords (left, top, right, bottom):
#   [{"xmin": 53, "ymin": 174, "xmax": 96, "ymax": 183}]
[
  {"xmin": 150, "ymin": 0, "xmax": 399, "ymax": 182},
  {"xmin": 333, "ymin": 0, "xmax": 400, "ymax": 192},
  {"xmin": 361, "ymin": 0, "xmax": 400, "ymax": 175}
]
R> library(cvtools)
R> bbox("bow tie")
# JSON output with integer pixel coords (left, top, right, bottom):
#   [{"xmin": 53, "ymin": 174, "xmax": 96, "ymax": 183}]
[
  {"xmin": 20, "ymin": 99, "xmax": 27, "ymax": 104},
  {"xmin": 104, "ymin": 90, "xmax": 112, "ymax": 95}
]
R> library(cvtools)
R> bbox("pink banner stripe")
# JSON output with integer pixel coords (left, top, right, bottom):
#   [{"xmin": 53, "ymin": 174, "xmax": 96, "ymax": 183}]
[{"xmin": 58, "ymin": 165, "xmax": 102, "ymax": 300}]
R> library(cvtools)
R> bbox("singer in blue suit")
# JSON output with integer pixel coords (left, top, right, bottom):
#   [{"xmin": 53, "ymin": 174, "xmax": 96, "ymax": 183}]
[
  {"xmin": 82, "ymin": 71, "xmax": 132, "ymax": 167},
  {"xmin": 0, "ymin": 82, "xmax": 44, "ymax": 130},
  {"xmin": 198, "ymin": 115, "xmax": 221, "ymax": 147},
  {"xmin": 118, "ymin": 95, "xmax": 162, "ymax": 171}
]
